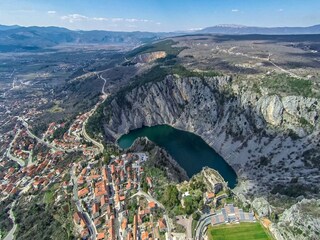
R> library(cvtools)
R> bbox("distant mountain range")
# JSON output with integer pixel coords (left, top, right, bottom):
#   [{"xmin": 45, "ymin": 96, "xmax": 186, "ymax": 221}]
[
  {"xmin": 0, "ymin": 24, "xmax": 320, "ymax": 52},
  {"xmin": 0, "ymin": 24, "xmax": 20, "ymax": 31},
  {"xmin": 0, "ymin": 25, "xmax": 167, "ymax": 52},
  {"xmin": 198, "ymin": 24, "xmax": 320, "ymax": 35}
]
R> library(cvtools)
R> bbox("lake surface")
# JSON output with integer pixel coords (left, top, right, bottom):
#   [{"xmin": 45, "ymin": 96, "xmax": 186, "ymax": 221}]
[{"xmin": 117, "ymin": 125, "xmax": 237, "ymax": 188}]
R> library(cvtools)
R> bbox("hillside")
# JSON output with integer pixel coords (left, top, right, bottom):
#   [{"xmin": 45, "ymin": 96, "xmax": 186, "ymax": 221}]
[
  {"xmin": 85, "ymin": 36, "xmax": 320, "ymax": 239},
  {"xmin": 0, "ymin": 25, "xmax": 168, "ymax": 52}
]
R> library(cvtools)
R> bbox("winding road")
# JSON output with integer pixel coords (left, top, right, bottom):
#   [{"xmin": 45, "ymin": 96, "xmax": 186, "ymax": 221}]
[
  {"xmin": 80, "ymin": 73, "xmax": 109, "ymax": 154},
  {"xmin": 194, "ymin": 213, "xmax": 215, "ymax": 240},
  {"xmin": 132, "ymin": 190, "xmax": 172, "ymax": 238},
  {"xmin": 6, "ymin": 129, "xmax": 25, "ymax": 167}
]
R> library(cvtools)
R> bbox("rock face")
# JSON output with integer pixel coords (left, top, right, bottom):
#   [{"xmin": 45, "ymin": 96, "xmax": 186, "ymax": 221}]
[
  {"xmin": 102, "ymin": 74, "xmax": 320, "ymax": 239},
  {"xmin": 252, "ymin": 197, "xmax": 272, "ymax": 217},
  {"xmin": 132, "ymin": 51, "xmax": 167, "ymax": 64},
  {"xmin": 257, "ymin": 95, "xmax": 284, "ymax": 126},
  {"xmin": 272, "ymin": 199, "xmax": 320, "ymax": 240},
  {"xmin": 126, "ymin": 137, "xmax": 189, "ymax": 182}
]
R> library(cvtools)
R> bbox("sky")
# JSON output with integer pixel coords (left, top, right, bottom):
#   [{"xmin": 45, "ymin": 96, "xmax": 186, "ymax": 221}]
[{"xmin": 1, "ymin": 0, "xmax": 320, "ymax": 32}]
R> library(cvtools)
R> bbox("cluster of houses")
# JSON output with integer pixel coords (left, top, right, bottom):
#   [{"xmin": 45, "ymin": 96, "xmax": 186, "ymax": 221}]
[
  {"xmin": 47, "ymin": 112, "xmax": 99, "ymax": 157},
  {"xmin": 73, "ymin": 152, "xmax": 171, "ymax": 240},
  {"xmin": 0, "ymin": 148, "xmax": 70, "ymax": 199},
  {"xmin": 9, "ymin": 129, "xmax": 35, "ymax": 163}
]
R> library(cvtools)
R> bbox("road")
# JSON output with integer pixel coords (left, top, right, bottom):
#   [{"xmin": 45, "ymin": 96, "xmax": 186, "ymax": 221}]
[
  {"xmin": 99, "ymin": 74, "xmax": 108, "ymax": 95},
  {"xmin": 18, "ymin": 118, "xmax": 76, "ymax": 153},
  {"xmin": 6, "ymin": 129, "xmax": 25, "ymax": 167},
  {"xmin": 132, "ymin": 190, "xmax": 172, "ymax": 238},
  {"xmin": 70, "ymin": 165, "xmax": 97, "ymax": 240},
  {"xmin": 224, "ymin": 47, "xmax": 302, "ymax": 79},
  {"xmin": 80, "ymin": 74, "xmax": 109, "ymax": 154},
  {"xmin": 18, "ymin": 117, "xmax": 86, "ymax": 154},
  {"xmin": 194, "ymin": 213, "xmax": 215, "ymax": 240},
  {"xmin": 81, "ymin": 109, "xmax": 104, "ymax": 153},
  {"xmin": 4, "ymin": 201, "xmax": 17, "ymax": 240}
]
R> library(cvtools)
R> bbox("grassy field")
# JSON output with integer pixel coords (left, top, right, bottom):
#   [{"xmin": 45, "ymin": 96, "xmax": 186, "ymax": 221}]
[{"xmin": 208, "ymin": 222, "xmax": 272, "ymax": 240}]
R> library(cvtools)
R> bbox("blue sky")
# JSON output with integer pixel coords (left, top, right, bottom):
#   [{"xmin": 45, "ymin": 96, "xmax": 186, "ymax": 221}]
[{"xmin": 1, "ymin": 0, "xmax": 320, "ymax": 32}]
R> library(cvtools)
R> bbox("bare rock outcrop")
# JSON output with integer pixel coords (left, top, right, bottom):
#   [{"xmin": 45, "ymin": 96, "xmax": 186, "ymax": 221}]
[
  {"xmin": 132, "ymin": 51, "xmax": 166, "ymax": 64},
  {"xmin": 102, "ymin": 74, "xmax": 320, "ymax": 239}
]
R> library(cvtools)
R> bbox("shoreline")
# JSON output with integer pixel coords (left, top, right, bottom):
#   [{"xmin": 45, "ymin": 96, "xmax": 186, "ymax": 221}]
[{"xmin": 115, "ymin": 124, "xmax": 239, "ymax": 188}]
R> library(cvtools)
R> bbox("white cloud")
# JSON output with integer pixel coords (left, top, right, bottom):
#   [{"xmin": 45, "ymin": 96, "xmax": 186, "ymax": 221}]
[
  {"xmin": 111, "ymin": 18, "xmax": 124, "ymax": 22},
  {"xmin": 231, "ymin": 9, "xmax": 239, "ymax": 12},
  {"xmin": 92, "ymin": 17, "xmax": 109, "ymax": 21},
  {"xmin": 278, "ymin": 9, "xmax": 284, "ymax": 12},
  {"xmin": 60, "ymin": 13, "xmax": 156, "ymax": 24},
  {"xmin": 61, "ymin": 14, "xmax": 89, "ymax": 23},
  {"xmin": 47, "ymin": 11, "xmax": 56, "ymax": 14},
  {"xmin": 189, "ymin": 27, "xmax": 203, "ymax": 31},
  {"xmin": 126, "ymin": 18, "xmax": 151, "ymax": 23}
]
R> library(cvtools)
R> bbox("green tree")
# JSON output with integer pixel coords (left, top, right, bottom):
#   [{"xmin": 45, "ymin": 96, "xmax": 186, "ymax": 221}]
[{"xmin": 161, "ymin": 185, "xmax": 180, "ymax": 209}]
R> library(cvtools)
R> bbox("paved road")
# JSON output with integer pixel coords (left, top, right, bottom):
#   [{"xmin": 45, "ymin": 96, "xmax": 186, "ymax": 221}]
[
  {"xmin": 4, "ymin": 201, "xmax": 17, "ymax": 240},
  {"xmin": 6, "ymin": 129, "xmax": 25, "ymax": 167},
  {"xmin": 80, "ymin": 74, "xmax": 109, "ymax": 154},
  {"xmin": 132, "ymin": 190, "xmax": 172, "ymax": 238},
  {"xmin": 18, "ymin": 118, "xmax": 76, "ymax": 153},
  {"xmin": 194, "ymin": 213, "xmax": 215, "ymax": 240},
  {"xmin": 99, "ymin": 74, "xmax": 108, "ymax": 95},
  {"xmin": 81, "ymin": 109, "xmax": 104, "ymax": 153}
]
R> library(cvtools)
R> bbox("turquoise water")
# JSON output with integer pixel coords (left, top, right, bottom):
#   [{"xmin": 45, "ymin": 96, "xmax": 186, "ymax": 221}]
[{"xmin": 117, "ymin": 125, "xmax": 237, "ymax": 188}]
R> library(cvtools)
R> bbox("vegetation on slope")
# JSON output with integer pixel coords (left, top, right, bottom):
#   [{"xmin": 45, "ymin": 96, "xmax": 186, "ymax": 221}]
[
  {"xmin": 0, "ymin": 197, "xmax": 14, "ymax": 238},
  {"xmin": 252, "ymin": 74, "xmax": 316, "ymax": 98},
  {"xmin": 14, "ymin": 185, "xmax": 75, "ymax": 240},
  {"xmin": 126, "ymin": 39, "xmax": 186, "ymax": 58}
]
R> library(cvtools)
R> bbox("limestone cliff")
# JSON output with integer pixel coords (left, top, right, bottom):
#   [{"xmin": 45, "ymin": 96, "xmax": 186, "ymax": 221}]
[
  {"xmin": 270, "ymin": 199, "xmax": 320, "ymax": 240},
  {"xmin": 101, "ymin": 74, "xmax": 320, "ymax": 239},
  {"xmin": 132, "ymin": 51, "xmax": 167, "ymax": 64}
]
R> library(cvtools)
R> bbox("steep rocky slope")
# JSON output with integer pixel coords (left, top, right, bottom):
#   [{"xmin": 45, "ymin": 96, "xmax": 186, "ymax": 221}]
[
  {"xmin": 101, "ymin": 74, "xmax": 320, "ymax": 239},
  {"xmin": 132, "ymin": 51, "xmax": 167, "ymax": 64}
]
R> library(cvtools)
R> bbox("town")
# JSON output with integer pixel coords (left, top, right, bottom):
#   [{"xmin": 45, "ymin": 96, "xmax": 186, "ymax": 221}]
[{"xmin": 0, "ymin": 97, "xmax": 260, "ymax": 240}]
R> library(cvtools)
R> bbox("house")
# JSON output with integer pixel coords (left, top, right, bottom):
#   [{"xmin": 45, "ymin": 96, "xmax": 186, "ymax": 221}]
[
  {"xmin": 92, "ymin": 203, "xmax": 100, "ymax": 218},
  {"xmin": 205, "ymin": 192, "xmax": 215, "ymax": 203},
  {"xmin": 94, "ymin": 219, "xmax": 102, "ymax": 228},
  {"xmin": 109, "ymin": 218, "xmax": 115, "ymax": 240},
  {"xmin": 121, "ymin": 217, "xmax": 128, "ymax": 231},
  {"xmin": 81, "ymin": 229, "xmax": 89, "ymax": 239},
  {"xmin": 133, "ymin": 215, "xmax": 137, "ymax": 240},
  {"xmin": 148, "ymin": 201, "xmax": 156, "ymax": 210},
  {"xmin": 73, "ymin": 212, "xmax": 82, "ymax": 225},
  {"xmin": 126, "ymin": 231, "xmax": 133, "ymax": 240},
  {"xmin": 141, "ymin": 231, "xmax": 149, "ymax": 240},
  {"xmin": 102, "ymin": 167, "xmax": 108, "ymax": 181},
  {"xmin": 97, "ymin": 232, "xmax": 105, "ymax": 240},
  {"xmin": 158, "ymin": 218, "xmax": 167, "ymax": 232},
  {"xmin": 78, "ymin": 187, "xmax": 89, "ymax": 198},
  {"xmin": 101, "ymin": 196, "xmax": 108, "ymax": 211}
]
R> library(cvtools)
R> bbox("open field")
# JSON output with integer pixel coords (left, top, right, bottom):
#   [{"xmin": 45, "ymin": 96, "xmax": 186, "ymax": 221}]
[{"xmin": 208, "ymin": 222, "xmax": 272, "ymax": 240}]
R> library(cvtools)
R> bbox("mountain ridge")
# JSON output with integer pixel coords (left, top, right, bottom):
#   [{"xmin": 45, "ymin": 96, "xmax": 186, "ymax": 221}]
[{"xmin": 198, "ymin": 24, "xmax": 320, "ymax": 34}]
